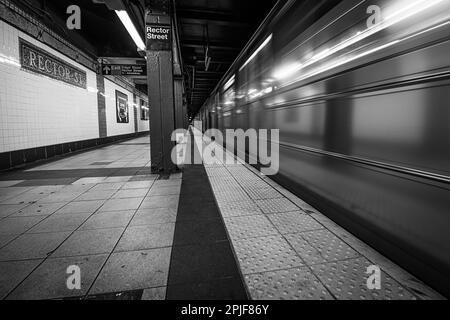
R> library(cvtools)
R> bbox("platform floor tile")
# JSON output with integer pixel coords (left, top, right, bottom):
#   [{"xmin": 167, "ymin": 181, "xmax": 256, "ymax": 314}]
[
  {"xmin": 268, "ymin": 212, "xmax": 324, "ymax": 234},
  {"xmin": 255, "ymin": 198, "xmax": 300, "ymax": 214},
  {"xmin": 89, "ymin": 248, "xmax": 172, "ymax": 295},
  {"xmin": 7, "ymin": 254, "xmax": 108, "ymax": 300},
  {"xmin": 217, "ymin": 200, "xmax": 262, "ymax": 218},
  {"xmin": 142, "ymin": 287, "xmax": 166, "ymax": 300},
  {"xmin": 224, "ymin": 215, "xmax": 279, "ymax": 240},
  {"xmin": 233, "ymin": 235, "xmax": 304, "ymax": 275},
  {"xmin": 0, "ymin": 136, "xmax": 189, "ymax": 300},
  {"xmin": 201, "ymin": 137, "xmax": 444, "ymax": 300},
  {"xmin": 214, "ymin": 191, "xmax": 251, "ymax": 203},
  {"xmin": 311, "ymin": 257, "xmax": 417, "ymax": 300},
  {"xmin": 285, "ymin": 231, "xmax": 360, "ymax": 265},
  {"xmin": 0, "ymin": 204, "xmax": 29, "ymax": 218},
  {"xmin": 245, "ymin": 267, "xmax": 333, "ymax": 300}
]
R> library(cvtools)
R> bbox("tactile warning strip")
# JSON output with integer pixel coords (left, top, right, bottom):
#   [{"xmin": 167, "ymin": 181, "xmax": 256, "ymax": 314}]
[
  {"xmin": 285, "ymin": 230, "xmax": 360, "ymax": 265},
  {"xmin": 214, "ymin": 191, "xmax": 251, "ymax": 203},
  {"xmin": 255, "ymin": 198, "xmax": 299, "ymax": 214},
  {"xmin": 233, "ymin": 235, "xmax": 304, "ymax": 275},
  {"xmin": 268, "ymin": 212, "xmax": 324, "ymax": 234},
  {"xmin": 311, "ymin": 257, "xmax": 417, "ymax": 300},
  {"xmin": 245, "ymin": 186, "xmax": 283, "ymax": 200},
  {"xmin": 198, "ymin": 128, "xmax": 444, "ymax": 300},
  {"xmin": 224, "ymin": 215, "xmax": 279, "ymax": 240},
  {"xmin": 217, "ymin": 200, "xmax": 262, "ymax": 218},
  {"xmin": 245, "ymin": 267, "xmax": 333, "ymax": 300}
]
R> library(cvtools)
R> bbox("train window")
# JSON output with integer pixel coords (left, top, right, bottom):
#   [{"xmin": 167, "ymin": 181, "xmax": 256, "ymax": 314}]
[
  {"xmin": 221, "ymin": 86, "xmax": 235, "ymax": 111},
  {"xmin": 140, "ymin": 100, "xmax": 149, "ymax": 120}
]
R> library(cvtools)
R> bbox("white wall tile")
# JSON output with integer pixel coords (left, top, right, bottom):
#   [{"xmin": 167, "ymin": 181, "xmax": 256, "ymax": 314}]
[
  {"xmin": 104, "ymin": 79, "xmax": 135, "ymax": 137},
  {"xmin": 0, "ymin": 20, "xmax": 100, "ymax": 153},
  {"xmin": 0, "ymin": 20, "xmax": 150, "ymax": 154}
]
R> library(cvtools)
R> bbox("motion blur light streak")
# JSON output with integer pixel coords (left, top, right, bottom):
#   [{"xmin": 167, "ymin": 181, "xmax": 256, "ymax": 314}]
[
  {"xmin": 87, "ymin": 86, "xmax": 99, "ymax": 94},
  {"xmin": 224, "ymin": 75, "xmax": 235, "ymax": 91},
  {"xmin": 239, "ymin": 34, "xmax": 273, "ymax": 71},
  {"xmin": 273, "ymin": 0, "xmax": 445, "ymax": 81},
  {"xmin": 0, "ymin": 53, "xmax": 21, "ymax": 67},
  {"xmin": 273, "ymin": 62, "xmax": 303, "ymax": 80},
  {"xmin": 281, "ymin": 17, "xmax": 450, "ymax": 87}
]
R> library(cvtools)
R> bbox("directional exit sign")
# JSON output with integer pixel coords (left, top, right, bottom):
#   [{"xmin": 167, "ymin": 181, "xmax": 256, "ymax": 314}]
[{"xmin": 100, "ymin": 64, "xmax": 147, "ymax": 76}]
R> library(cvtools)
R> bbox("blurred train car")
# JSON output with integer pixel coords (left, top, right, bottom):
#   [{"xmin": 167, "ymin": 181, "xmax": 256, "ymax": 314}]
[{"xmin": 199, "ymin": 0, "xmax": 450, "ymax": 296}]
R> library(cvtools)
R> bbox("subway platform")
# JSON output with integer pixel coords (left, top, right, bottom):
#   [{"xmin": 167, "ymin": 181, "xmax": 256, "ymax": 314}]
[{"xmin": 0, "ymin": 134, "xmax": 444, "ymax": 300}]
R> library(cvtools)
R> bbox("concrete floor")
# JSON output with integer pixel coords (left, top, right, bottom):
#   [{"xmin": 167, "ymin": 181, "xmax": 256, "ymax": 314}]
[
  {"xmin": 0, "ymin": 137, "xmax": 180, "ymax": 300},
  {"xmin": 0, "ymin": 134, "xmax": 444, "ymax": 300}
]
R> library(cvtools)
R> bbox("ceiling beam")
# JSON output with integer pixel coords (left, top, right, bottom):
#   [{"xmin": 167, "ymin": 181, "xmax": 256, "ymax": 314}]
[
  {"xmin": 181, "ymin": 38, "xmax": 241, "ymax": 51},
  {"xmin": 194, "ymin": 59, "xmax": 233, "ymax": 65},
  {"xmin": 176, "ymin": 7, "xmax": 257, "ymax": 26}
]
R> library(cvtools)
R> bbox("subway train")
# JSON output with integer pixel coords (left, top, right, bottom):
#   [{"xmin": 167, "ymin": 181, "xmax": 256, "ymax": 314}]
[{"xmin": 197, "ymin": 0, "xmax": 450, "ymax": 296}]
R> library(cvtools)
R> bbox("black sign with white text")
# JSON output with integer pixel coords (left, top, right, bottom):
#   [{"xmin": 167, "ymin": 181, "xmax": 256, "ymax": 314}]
[
  {"xmin": 19, "ymin": 38, "xmax": 87, "ymax": 89},
  {"xmin": 101, "ymin": 64, "xmax": 147, "ymax": 76},
  {"xmin": 146, "ymin": 24, "xmax": 172, "ymax": 51}
]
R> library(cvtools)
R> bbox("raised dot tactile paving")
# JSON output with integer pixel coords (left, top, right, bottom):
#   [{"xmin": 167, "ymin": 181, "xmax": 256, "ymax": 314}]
[
  {"xmin": 218, "ymin": 200, "xmax": 262, "ymax": 218},
  {"xmin": 255, "ymin": 198, "xmax": 299, "ymax": 214},
  {"xmin": 214, "ymin": 191, "xmax": 251, "ymax": 203},
  {"xmin": 301, "ymin": 229, "xmax": 360, "ymax": 262},
  {"xmin": 209, "ymin": 182, "xmax": 243, "ymax": 195},
  {"xmin": 233, "ymin": 235, "xmax": 304, "ymax": 275},
  {"xmin": 284, "ymin": 233, "xmax": 328, "ymax": 265},
  {"xmin": 311, "ymin": 257, "xmax": 417, "ymax": 300},
  {"xmin": 202, "ymin": 143, "xmax": 443, "ymax": 300},
  {"xmin": 268, "ymin": 212, "xmax": 324, "ymax": 234},
  {"xmin": 206, "ymin": 167, "xmax": 231, "ymax": 178},
  {"xmin": 244, "ymin": 186, "xmax": 283, "ymax": 200},
  {"xmin": 224, "ymin": 215, "xmax": 279, "ymax": 240},
  {"xmin": 245, "ymin": 267, "xmax": 334, "ymax": 300},
  {"xmin": 285, "ymin": 231, "xmax": 361, "ymax": 266}
]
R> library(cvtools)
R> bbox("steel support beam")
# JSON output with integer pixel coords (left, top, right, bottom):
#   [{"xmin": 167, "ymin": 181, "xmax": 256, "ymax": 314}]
[{"xmin": 146, "ymin": 0, "xmax": 176, "ymax": 174}]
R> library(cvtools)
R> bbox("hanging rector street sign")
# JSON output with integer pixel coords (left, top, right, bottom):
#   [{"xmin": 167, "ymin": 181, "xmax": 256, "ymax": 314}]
[{"xmin": 146, "ymin": 24, "xmax": 172, "ymax": 51}]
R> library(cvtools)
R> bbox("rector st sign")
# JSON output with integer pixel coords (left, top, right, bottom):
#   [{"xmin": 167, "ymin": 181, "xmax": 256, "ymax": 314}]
[
  {"xmin": 19, "ymin": 38, "xmax": 87, "ymax": 89},
  {"xmin": 146, "ymin": 24, "xmax": 172, "ymax": 51}
]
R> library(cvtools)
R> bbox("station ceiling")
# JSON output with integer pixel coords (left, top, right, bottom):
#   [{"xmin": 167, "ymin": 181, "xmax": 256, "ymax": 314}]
[
  {"xmin": 175, "ymin": 0, "xmax": 277, "ymax": 115},
  {"xmin": 15, "ymin": 0, "xmax": 277, "ymax": 116}
]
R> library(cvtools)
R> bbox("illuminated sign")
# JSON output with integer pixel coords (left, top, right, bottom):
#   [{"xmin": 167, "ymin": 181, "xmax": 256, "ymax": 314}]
[
  {"xmin": 146, "ymin": 24, "xmax": 172, "ymax": 51},
  {"xmin": 19, "ymin": 38, "xmax": 87, "ymax": 89}
]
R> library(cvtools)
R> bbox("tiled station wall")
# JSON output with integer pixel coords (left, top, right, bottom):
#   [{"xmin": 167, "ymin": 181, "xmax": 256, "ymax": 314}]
[
  {"xmin": 0, "ymin": 20, "xmax": 150, "ymax": 168},
  {"xmin": 104, "ymin": 79, "xmax": 149, "ymax": 137},
  {"xmin": 0, "ymin": 20, "xmax": 98, "ymax": 153}
]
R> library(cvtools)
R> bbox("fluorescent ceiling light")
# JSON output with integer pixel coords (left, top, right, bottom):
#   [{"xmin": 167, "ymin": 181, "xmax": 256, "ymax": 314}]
[{"xmin": 115, "ymin": 10, "xmax": 146, "ymax": 51}]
